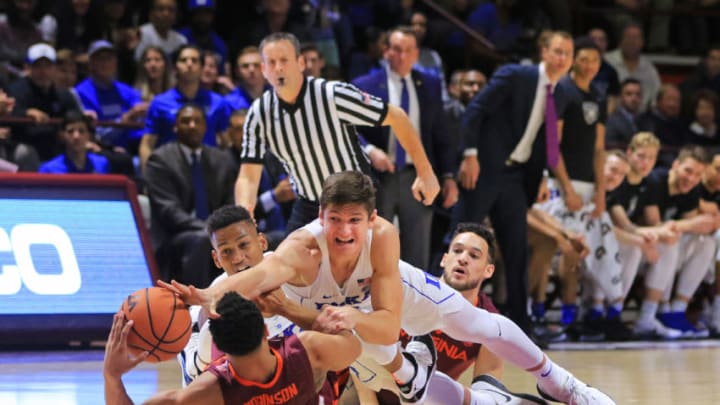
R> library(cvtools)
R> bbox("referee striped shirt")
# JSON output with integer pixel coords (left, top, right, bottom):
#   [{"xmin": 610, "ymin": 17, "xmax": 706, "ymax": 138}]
[{"xmin": 242, "ymin": 76, "xmax": 388, "ymax": 201}]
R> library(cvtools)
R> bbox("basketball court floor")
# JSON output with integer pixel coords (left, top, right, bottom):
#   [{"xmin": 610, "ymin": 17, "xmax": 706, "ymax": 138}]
[{"xmin": 2, "ymin": 340, "xmax": 719, "ymax": 405}]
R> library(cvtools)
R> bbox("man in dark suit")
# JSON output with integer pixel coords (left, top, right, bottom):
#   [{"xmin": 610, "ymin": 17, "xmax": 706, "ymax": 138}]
[
  {"xmin": 455, "ymin": 31, "xmax": 574, "ymax": 331},
  {"xmin": 145, "ymin": 103, "xmax": 235, "ymax": 288},
  {"xmin": 605, "ymin": 78, "xmax": 643, "ymax": 149},
  {"xmin": 353, "ymin": 26, "xmax": 457, "ymax": 269}
]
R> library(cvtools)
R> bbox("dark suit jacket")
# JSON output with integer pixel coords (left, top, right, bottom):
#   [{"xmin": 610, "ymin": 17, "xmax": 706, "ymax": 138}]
[
  {"xmin": 145, "ymin": 142, "xmax": 235, "ymax": 245},
  {"xmin": 352, "ymin": 68, "xmax": 454, "ymax": 176},
  {"xmin": 605, "ymin": 108, "xmax": 638, "ymax": 148},
  {"xmin": 461, "ymin": 63, "xmax": 561, "ymax": 207}
]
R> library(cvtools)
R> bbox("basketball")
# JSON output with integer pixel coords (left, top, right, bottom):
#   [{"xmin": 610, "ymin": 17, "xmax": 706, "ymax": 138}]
[{"xmin": 120, "ymin": 287, "xmax": 192, "ymax": 363}]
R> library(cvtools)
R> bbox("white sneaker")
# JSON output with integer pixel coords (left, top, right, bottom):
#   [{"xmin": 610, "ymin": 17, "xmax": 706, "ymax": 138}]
[
  {"xmin": 633, "ymin": 318, "xmax": 682, "ymax": 340},
  {"xmin": 537, "ymin": 376, "xmax": 616, "ymax": 405},
  {"xmin": 396, "ymin": 334, "xmax": 437, "ymax": 403},
  {"xmin": 178, "ymin": 330, "xmax": 201, "ymax": 386},
  {"xmin": 471, "ymin": 374, "xmax": 548, "ymax": 404}
]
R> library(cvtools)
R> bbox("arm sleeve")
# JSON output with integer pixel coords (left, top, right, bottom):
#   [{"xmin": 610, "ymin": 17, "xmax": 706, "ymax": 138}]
[
  {"xmin": 239, "ymin": 101, "xmax": 266, "ymax": 164},
  {"xmin": 460, "ymin": 64, "xmax": 514, "ymax": 151},
  {"xmin": 333, "ymin": 82, "xmax": 388, "ymax": 126}
]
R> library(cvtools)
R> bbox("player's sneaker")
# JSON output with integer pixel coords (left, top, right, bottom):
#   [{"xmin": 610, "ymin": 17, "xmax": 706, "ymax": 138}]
[
  {"xmin": 178, "ymin": 329, "xmax": 201, "ymax": 386},
  {"xmin": 537, "ymin": 375, "xmax": 616, "ymax": 405},
  {"xmin": 633, "ymin": 317, "xmax": 682, "ymax": 340},
  {"xmin": 657, "ymin": 312, "xmax": 710, "ymax": 339},
  {"xmin": 710, "ymin": 306, "xmax": 720, "ymax": 338},
  {"xmin": 601, "ymin": 317, "xmax": 633, "ymax": 341},
  {"xmin": 396, "ymin": 334, "xmax": 437, "ymax": 403},
  {"xmin": 471, "ymin": 374, "xmax": 549, "ymax": 404}
]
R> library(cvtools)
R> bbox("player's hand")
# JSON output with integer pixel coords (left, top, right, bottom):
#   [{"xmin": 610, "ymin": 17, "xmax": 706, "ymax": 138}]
[
  {"xmin": 658, "ymin": 221, "xmax": 681, "ymax": 245},
  {"xmin": 536, "ymin": 177, "xmax": 550, "ymax": 203},
  {"xmin": 368, "ymin": 148, "xmax": 395, "ymax": 173},
  {"xmin": 563, "ymin": 190, "xmax": 583, "ymax": 212},
  {"xmin": 640, "ymin": 237, "xmax": 659, "ymax": 264},
  {"xmin": 458, "ymin": 156, "xmax": 480, "ymax": 190},
  {"xmin": 441, "ymin": 178, "xmax": 459, "ymax": 209},
  {"xmin": 312, "ymin": 305, "xmax": 360, "ymax": 334},
  {"xmin": 158, "ymin": 280, "xmax": 219, "ymax": 319},
  {"xmin": 591, "ymin": 191, "xmax": 606, "ymax": 218},
  {"xmin": 103, "ymin": 311, "xmax": 148, "ymax": 379},
  {"xmin": 412, "ymin": 171, "xmax": 440, "ymax": 205},
  {"xmin": 254, "ymin": 288, "xmax": 289, "ymax": 317},
  {"xmin": 273, "ymin": 179, "xmax": 296, "ymax": 203}
]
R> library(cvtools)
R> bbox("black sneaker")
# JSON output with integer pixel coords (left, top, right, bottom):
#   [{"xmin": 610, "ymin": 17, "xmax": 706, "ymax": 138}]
[
  {"xmin": 566, "ymin": 317, "xmax": 605, "ymax": 342},
  {"xmin": 471, "ymin": 374, "xmax": 549, "ymax": 404},
  {"xmin": 602, "ymin": 317, "xmax": 633, "ymax": 341},
  {"xmin": 531, "ymin": 316, "xmax": 568, "ymax": 343},
  {"xmin": 395, "ymin": 334, "xmax": 437, "ymax": 403}
]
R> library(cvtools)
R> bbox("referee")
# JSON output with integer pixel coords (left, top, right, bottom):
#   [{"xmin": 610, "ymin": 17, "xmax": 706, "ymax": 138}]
[{"xmin": 236, "ymin": 32, "xmax": 440, "ymax": 231}]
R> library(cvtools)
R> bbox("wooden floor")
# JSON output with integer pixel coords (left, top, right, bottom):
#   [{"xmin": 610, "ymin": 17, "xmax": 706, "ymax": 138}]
[{"xmin": 2, "ymin": 343, "xmax": 720, "ymax": 404}]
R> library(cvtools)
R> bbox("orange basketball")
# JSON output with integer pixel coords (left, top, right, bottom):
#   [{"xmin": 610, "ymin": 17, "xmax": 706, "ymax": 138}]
[{"xmin": 120, "ymin": 287, "xmax": 192, "ymax": 363}]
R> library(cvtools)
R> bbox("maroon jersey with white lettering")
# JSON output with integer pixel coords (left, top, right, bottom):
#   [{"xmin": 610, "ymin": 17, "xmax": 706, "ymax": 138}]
[
  {"xmin": 206, "ymin": 334, "xmax": 319, "ymax": 405},
  {"xmin": 399, "ymin": 292, "xmax": 499, "ymax": 380}
]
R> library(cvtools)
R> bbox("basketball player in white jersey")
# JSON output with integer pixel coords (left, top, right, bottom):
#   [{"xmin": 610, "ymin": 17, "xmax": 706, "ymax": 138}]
[{"xmin": 163, "ymin": 171, "xmax": 615, "ymax": 405}]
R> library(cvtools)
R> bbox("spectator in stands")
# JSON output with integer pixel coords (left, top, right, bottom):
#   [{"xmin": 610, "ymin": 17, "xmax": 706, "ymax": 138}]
[
  {"xmin": 144, "ymin": 103, "xmax": 235, "ymax": 288},
  {"xmin": 353, "ymin": 26, "xmax": 457, "ymax": 269},
  {"xmin": 178, "ymin": 0, "xmax": 229, "ymax": 75},
  {"xmin": 224, "ymin": 109, "xmax": 292, "ymax": 249},
  {"xmin": 54, "ymin": 0, "xmax": 102, "ymax": 53},
  {"xmin": 228, "ymin": 0, "xmax": 310, "ymax": 61},
  {"xmin": 134, "ymin": 0, "xmax": 187, "ymax": 61},
  {"xmin": 8, "ymin": 43, "xmax": 80, "ymax": 161},
  {"xmin": 39, "ymin": 110, "xmax": 111, "ymax": 174},
  {"xmin": 679, "ymin": 45, "xmax": 720, "ymax": 118},
  {"xmin": 348, "ymin": 26, "xmax": 387, "ymax": 80},
  {"xmin": 606, "ymin": 78, "xmax": 643, "ymax": 148},
  {"xmin": 134, "ymin": 46, "xmax": 173, "ymax": 102},
  {"xmin": 605, "ymin": 22, "xmax": 661, "ymax": 111},
  {"xmin": 301, "ymin": 43, "xmax": 325, "ymax": 78},
  {"xmin": 200, "ymin": 51, "xmax": 234, "ymax": 95},
  {"xmin": 140, "ymin": 45, "xmax": 230, "ymax": 170},
  {"xmin": 687, "ymin": 89, "xmax": 720, "ymax": 152},
  {"xmin": 75, "ymin": 40, "xmax": 144, "ymax": 151},
  {"xmin": 588, "ymin": 27, "xmax": 620, "ymax": 112},
  {"xmin": 0, "ymin": 0, "xmax": 43, "ymax": 74},
  {"xmin": 54, "ymin": 49, "xmax": 79, "ymax": 90},
  {"xmin": 225, "ymin": 46, "xmax": 266, "ymax": 111},
  {"xmin": 0, "ymin": 88, "xmax": 38, "ymax": 172},
  {"xmin": 637, "ymin": 83, "xmax": 687, "ymax": 167},
  {"xmin": 409, "ymin": 10, "xmax": 448, "ymax": 101},
  {"xmin": 446, "ymin": 69, "xmax": 464, "ymax": 101}
]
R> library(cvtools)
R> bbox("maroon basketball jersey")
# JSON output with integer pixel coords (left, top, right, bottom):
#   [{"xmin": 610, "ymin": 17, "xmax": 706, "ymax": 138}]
[
  {"xmin": 399, "ymin": 291, "xmax": 499, "ymax": 380},
  {"xmin": 206, "ymin": 334, "xmax": 319, "ymax": 405}
]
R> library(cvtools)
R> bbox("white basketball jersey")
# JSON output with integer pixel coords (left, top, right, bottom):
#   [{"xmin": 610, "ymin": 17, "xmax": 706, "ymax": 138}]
[{"xmin": 281, "ymin": 219, "xmax": 374, "ymax": 313}]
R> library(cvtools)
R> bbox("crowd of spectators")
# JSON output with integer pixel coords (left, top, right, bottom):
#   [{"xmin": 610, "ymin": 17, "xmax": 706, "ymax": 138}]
[{"xmin": 2, "ymin": 0, "xmax": 720, "ymax": 344}]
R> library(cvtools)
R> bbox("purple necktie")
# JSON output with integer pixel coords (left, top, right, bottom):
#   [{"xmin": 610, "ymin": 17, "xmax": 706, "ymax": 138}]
[{"xmin": 545, "ymin": 83, "xmax": 560, "ymax": 169}]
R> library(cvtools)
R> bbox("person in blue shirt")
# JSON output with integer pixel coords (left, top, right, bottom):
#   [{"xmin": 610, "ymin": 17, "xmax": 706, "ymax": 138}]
[
  {"xmin": 39, "ymin": 111, "xmax": 111, "ymax": 174},
  {"xmin": 178, "ymin": 0, "xmax": 229, "ymax": 75},
  {"xmin": 75, "ymin": 40, "xmax": 144, "ymax": 150},
  {"xmin": 140, "ymin": 44, "xmax": 231, "ymax": 170}
]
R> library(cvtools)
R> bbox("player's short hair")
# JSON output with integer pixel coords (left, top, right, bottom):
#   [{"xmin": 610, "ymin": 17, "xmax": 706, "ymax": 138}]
[
  {"xmin": 206, "ymin": 205, "xmax": 255, "ymax": 236},
  {"xmin": 676, "ymin": 145, "xmax": 711, "ymax": 165},
  {"xmin": 259, "ymin": 32, "xmax": 301, "ymax": 58},
  {"xmin": 450, "ymin": 222, "xmax": 496, "ymax": 264},
  {"xmin": 607, "ymin": 149, "xmax": 629, "ymax": 164},
  {"xmin": 209, "ymin": 292, "xmax": 265, "ymax": 356},
  {"xmin": 628, "ymin": 132, "xmax": 660, "ymax": 151},
  {"xmin": 320, "ymin": 171, "xmax": 376, "ymax": 215}
]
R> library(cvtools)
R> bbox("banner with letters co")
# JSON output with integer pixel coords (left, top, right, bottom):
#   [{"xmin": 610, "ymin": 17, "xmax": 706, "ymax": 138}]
[{"xmin": 0, "ymin": 199, "xmax": 152, "ymax": 315}]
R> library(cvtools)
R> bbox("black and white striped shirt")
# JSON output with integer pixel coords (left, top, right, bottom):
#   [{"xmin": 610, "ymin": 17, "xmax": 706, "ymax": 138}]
[{"xmin": 242, "ymin": 76, "xmax": 388, "ymax": 201}]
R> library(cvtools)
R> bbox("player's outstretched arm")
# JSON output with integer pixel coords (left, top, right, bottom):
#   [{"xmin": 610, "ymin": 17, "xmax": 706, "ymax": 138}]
[
  {"xmin": 299, "ymin": 329, "xmax": 361, "ymax": 377},
  {"xmin": 161, "ymin": 229, "xmax": 321, "ymax": 315}
]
